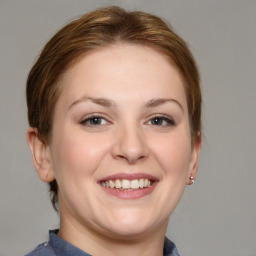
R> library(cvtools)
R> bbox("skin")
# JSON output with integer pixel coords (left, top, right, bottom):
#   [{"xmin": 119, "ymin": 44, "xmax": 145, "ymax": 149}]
[{"xmin": 28, "ymin": 44, "xmax": 200, "ymax": 256}]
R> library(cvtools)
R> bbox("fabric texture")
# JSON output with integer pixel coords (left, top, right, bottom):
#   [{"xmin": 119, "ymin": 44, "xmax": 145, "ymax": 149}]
[{"xmin": 25, "ymin": 230, "xmax": 180, "ymax": 256}]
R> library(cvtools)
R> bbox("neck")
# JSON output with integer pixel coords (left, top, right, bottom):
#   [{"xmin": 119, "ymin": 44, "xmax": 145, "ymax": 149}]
[{"xmin": 58, "ymin": 214, "xmax": 168, "ymax": 256}]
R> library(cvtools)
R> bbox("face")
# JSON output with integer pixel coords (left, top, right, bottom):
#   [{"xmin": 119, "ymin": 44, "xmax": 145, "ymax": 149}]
[{"xmin": 44, "ymin": 44, "xmax": 199, "ymax": 239}]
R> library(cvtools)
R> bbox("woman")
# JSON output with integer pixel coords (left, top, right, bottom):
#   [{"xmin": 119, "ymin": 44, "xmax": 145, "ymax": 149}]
[{"xmin": 26, "ymin": 6, "xmax": 201, "ymax": 256}]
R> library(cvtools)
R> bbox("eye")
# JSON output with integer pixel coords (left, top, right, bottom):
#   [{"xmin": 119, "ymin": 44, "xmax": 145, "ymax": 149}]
[
  {"xmin": 80, "ymin": 116, "xmax": 109, "ymax": 126},
  {"xmin": 147, "ymin": 116, "xmax": 175, "ymax": 126}
]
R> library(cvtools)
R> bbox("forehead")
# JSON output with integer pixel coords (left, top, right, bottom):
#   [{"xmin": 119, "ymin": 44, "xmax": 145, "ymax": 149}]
[{"xmin": 57, "ymin": 44, "xmax": 187, "ymax": 108}]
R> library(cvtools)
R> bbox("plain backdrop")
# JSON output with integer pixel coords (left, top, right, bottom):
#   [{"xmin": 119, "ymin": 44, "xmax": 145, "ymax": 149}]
[{"xmin": 0, "ymin": 0, "xmax": 256, "ymax": 256}]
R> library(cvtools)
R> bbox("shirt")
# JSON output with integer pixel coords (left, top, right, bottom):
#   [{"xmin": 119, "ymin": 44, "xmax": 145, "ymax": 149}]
[{"xmin": 25, "ymin": 230, "xmax": 180, "ymax": 256}]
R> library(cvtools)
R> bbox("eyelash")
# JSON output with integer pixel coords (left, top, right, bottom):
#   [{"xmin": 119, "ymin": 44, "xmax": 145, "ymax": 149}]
[{"xmin": 80, "ymin": 115, "xmax": 175, "ymax": 127}]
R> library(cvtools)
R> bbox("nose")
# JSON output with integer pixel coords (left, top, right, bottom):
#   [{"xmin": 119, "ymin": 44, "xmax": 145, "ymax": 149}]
[{"xmin": 111, "ymin": 124, "xmax": 149, "ymax": 164}]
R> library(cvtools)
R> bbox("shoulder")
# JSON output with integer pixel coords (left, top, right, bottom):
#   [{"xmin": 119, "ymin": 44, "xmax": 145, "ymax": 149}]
[{"xmin": 24, "ymin": 241, "xmax": 55, "ymax": 256}]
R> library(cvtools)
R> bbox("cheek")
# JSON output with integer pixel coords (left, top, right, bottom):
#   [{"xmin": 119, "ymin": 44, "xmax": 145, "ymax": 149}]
[
  {"xmin": 51, "ymin": 129, "xmax": 111, "ymax": 179},
  {"xmin": 149, "ymin": 131, "xmax": 192, "ymax": 177},
  {"xmin": 49, "ymin": 130, "xmax": 113, "ymax": 210}
]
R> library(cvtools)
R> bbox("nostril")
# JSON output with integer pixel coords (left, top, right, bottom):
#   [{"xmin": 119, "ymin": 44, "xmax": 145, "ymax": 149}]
[
  {"xmin": 118, "ymin": 153, "xmax": 147, "ymax": 164},
  {"xmin": 111, "ymin": 130, "xmax": 149, "ymax": 163},
  {"xmin": 138, "ymin": 155, "xmax": 146, "ymax": 160}
]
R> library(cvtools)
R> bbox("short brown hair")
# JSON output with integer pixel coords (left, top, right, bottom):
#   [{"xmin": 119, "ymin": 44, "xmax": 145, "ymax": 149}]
[{"xmin": 27, "ymin": 6, "xmax": 201, "ymax": 211}]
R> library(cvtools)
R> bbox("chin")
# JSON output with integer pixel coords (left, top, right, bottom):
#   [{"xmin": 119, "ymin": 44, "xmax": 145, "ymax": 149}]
[
  {"xmin": 99, "ymin": 210, "xmax": 163, "ymax": 239},
  {"xmin": 105, "ymin": 224, "xmax": 152, "ymax": 240}
]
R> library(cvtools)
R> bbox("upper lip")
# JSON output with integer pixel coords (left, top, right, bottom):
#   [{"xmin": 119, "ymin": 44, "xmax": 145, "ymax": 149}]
[{"xmin": 98, "ymin": 173, "xmax": 158, "ymax": 182}]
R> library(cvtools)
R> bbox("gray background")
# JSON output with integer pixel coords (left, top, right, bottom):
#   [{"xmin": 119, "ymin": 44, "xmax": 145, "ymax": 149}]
[{"xmin": 0, "ymin": 0, "xmax": 255, "ymax": 255}]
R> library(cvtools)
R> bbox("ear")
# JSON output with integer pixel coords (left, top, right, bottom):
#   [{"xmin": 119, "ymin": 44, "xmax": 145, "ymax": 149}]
[
  {"xmin": 187, "ymin": 132, "xmax": 201, "ymax": 185},
  {"xmin": 27, "ymin": 127, "xmax": 55, "ymax": 183}
]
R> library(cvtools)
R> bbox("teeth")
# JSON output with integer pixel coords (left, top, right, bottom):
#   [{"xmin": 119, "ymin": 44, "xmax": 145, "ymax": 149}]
[
  {"xmin": 102, "ymin": 178, "xmax": 152, "ymax": 190},
  {"xmin": 109, "ymin": 180, "xmax": 115, "ymax": 188},
  {"xmin": 131, "ymin": 179, "xmax": 139, "ymax": 189},
  {"xmin": 139, "ymin": 178, "xmax": 144, "ymax": 188},
  {"xmin": 115, "ymin": 179, "xmax": 121, "ymax": 188},
  {"xmin": 122, "ymin": 179, "xmax": 131, "ymax": 189}
]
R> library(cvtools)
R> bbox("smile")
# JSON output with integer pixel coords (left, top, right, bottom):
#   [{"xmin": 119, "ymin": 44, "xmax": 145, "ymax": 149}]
[
  {"xmin": 98, "ymin": 174, "xmax": 158, "ymax": 199},
  {"xmin": 101, "ymin": 178, "xmax": 153, "ymax": 190}
]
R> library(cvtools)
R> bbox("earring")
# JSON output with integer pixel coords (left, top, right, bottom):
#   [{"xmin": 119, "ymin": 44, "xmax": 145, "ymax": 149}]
[{"xmin": 189, "ymin": 175, "xmax": 195, "ymax": 184}]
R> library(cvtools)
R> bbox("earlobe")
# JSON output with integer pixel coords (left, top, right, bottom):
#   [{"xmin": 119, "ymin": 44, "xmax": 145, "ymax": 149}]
[
  {"xmin": 187, "ymin": 132, "xmax": 201, "ymax": 185},
  {"xmin": 27, "ymin": 128, "xmax": 55, "ymax": 183}
]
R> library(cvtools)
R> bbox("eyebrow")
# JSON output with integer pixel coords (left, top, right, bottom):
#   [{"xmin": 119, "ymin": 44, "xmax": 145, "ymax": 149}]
[
  {"xmin": 68, "ymin": 96, "xmax": 183, "ymax": 112},
  {"xmin": 68, "ymin": 96, "xmax": 115, "ymax": 110},
  {"xmin": 146, "ymin": 98, "xmax": 184, "ymax": 112}
]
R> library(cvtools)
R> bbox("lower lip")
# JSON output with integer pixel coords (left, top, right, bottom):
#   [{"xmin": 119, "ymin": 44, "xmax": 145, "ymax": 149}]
[{"xmin": 99, "ymin": 182, "xmax": 158, "ymax": 200}]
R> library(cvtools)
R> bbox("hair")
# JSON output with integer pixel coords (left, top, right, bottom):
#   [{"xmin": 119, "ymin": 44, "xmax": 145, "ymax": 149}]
[{"xmin": 26, "ymin": 6, "xmax": 201, "ymax": 212}]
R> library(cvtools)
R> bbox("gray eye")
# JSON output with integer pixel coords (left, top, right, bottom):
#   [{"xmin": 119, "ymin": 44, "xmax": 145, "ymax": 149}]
[
  {"xmin": 148, "ymin": 117, "xmax": 175, "ymax": 126},
  {"xmin": 80, "ymin": 116, "xmax": 108, "ymax": 126}
]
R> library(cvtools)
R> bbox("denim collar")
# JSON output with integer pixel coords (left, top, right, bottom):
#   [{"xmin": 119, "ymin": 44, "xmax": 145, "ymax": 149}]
[{"xmin": 45, "ymin": 229, "xmax": 179, "ymax": 256}]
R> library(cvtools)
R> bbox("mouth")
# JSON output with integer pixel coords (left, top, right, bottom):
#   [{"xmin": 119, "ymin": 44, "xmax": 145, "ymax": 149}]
[{"xmin": 98, "ymin": 174, "xmax": 158, "ymax": 199}]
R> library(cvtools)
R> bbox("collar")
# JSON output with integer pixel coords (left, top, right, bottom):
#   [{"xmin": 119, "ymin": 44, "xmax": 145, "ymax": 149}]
[
  {"xmin": 48, "ymin": 230, "xmax": 90, "ymax": 256},
  {"xmin": 47, "ymin": 230, "xmax": 179, "ymax": 256}
]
